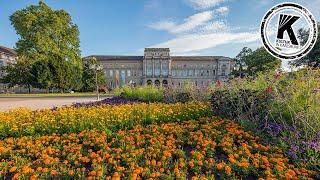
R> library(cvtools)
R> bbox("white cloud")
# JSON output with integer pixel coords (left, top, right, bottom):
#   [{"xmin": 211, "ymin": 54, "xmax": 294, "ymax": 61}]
[
  {"xmin": 215, "ymin": 6, "xmax": 229, "ymax": 15},
  {"xmin": 149, "ymin": 31, "xmax": 260, "ymax": 54},
  {"xmin": 186, "ymin": 0, "xmax": 226, "ymax": 9},
  {"xmin": 201, "ymin": 21, "xmax": 228, "ymax": 32},
  {"xmin": 148, "ymin": 11, "xmax": 214, "ymax": 34}
]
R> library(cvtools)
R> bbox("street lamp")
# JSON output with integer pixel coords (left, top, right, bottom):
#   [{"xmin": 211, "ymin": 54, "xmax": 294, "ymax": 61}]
[{"xmin": 90, "ymin": 63, "xmax": 103, "ymax": 101}]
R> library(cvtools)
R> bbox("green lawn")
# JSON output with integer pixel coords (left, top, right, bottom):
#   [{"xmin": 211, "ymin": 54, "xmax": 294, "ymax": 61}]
[{"xmin": 0, "ymin": 92, "xmax": 113, "ymax": 97}]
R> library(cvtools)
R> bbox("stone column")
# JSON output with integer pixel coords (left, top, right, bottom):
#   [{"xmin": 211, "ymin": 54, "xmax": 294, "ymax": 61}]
[
  {"xmin": 169, "ymin": 58, "xmax": 172, "ymax": 76},
  {"xmin": 152, "ymin": 58, "xmax": 155, "ymax": 78},
  {"xmin": 160, "ymin": 59, "xmax": 163, "ymax": 77}
]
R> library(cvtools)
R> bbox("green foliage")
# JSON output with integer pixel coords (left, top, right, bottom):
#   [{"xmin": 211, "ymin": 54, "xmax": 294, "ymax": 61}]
[
  {"xmin": 232, "ymin": 47, "xmax": 253, "ymax": 77},
  {"xmin": 29, "ymin": 61, "xmax": 53, "ymax": 91},
  {"xmin": 164, "ymin": 83, "xmax": 212, "ymax": 103},
  {"xmin": 245, "ymin": 47, "xmax": 281, "ymax": 76},
  {"xmin": 81, "ymin": 57, "xmax": 106, "ymax": 92},
  {"xmin": 0, "ymin": 56, "xmax": 33, "ymax": 91},
  {"xmin": 293, "ymin": 24, "xmax": 320, "ymax": 67},
  {"xmin": 114, "ymin": 86, "xmax": 164, "ymax": 102},
  {"xmin": 233, "ymin": 47, "xmax": 281, "ymax": 77},
  {"xmin": 10, "ymin": 1, "xmax": 83, "ymax": 92},
  {"xmin": 211, "ymin": 69, "xmax": 320, "ymax": 169}
]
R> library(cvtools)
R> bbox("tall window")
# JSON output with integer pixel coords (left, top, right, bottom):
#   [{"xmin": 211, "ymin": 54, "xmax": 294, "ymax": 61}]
[
  {"xmin": 146, "ymin": 61, "xmax": 152, "ymax": 76},
  {"xmin": 154, "ymin": 60, "xmax": 161, "ymax": 76},
  {"xmin": 221, "ymin": 69, "xmax": 226, "ymax": 76},
  {"xmin": 127, "ymin": 70, "xmax": 131, "ymax": 77},
  {"xmin": 177, "ymin": 65, "xmax": 182, "ymax": 77},
  {"xmin": 162, "ymin": 60, "xmax": 169, "ymax": 76},
  {"xmin": 109, "ymin": 70, "xmax": 113, "ymax": 77},
  {"xmin": 120, "ymin": 70, "xmax": 126, "ymax": 87},
  {"xmin": 195, "ymin": 68, "xmax": 199, "ymax": 77},
  {"xmin": 172, "ymin": 67, "xmax": 176, "ymax": 76},
  {"xmin": 189, "ymin": 65, "xmax": 193, "ymax": 76},
  {"xmin": 183, "ymin": 65, "xmax": 188, "ymax": 77}
]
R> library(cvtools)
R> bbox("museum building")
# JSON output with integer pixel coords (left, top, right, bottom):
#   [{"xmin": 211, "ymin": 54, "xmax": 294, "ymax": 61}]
[{"xmin": 84, "ymin": 48, "xmax": 234, "ymax": 88}]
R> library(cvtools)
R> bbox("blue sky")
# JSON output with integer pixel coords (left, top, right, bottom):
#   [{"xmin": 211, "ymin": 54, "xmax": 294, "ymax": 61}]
[{"xmin": 1, "ymin": 0, "xmax": 319, "ymax": 58}]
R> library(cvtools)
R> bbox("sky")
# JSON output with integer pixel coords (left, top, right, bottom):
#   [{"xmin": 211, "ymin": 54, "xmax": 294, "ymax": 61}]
[{"xmin": 1, "ymin": 0, "xmax": 320, "ymax": 58}]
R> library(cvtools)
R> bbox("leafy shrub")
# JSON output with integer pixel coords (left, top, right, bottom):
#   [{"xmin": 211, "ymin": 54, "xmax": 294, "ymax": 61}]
[
  {"xmin": 175, "ymin": 92, "xmax": 190, "ymax": 103},
  {"xmin": 164, "ymin": 83, "xmax": 212, "ymax": 103},
  {"xmin": 211, "ymin": 69, "xmax": 320, "ymax": 170},
  {"xmin": 114, "ymin": 86, "xmax": 164, "ymax": 102}
]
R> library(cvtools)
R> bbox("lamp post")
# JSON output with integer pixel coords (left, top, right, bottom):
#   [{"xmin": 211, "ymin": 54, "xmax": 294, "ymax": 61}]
[{"xmin": 90, "ymin": 63, "xmax": 103, "ymax": 101}]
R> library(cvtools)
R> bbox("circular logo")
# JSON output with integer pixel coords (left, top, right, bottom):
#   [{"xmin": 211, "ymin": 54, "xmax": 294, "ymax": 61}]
[{"xmin": 260, "ymin": 3, "xmax": 318, "ymax": 60}]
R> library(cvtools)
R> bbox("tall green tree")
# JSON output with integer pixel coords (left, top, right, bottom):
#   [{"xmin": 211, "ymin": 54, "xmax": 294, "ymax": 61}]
[
  {"xmin": 10, "ymin": 1, "xmax": 83, "ymax": 92},
  {"xmin": 293, "ymin": 24, "xmax": 320, "ymax": 67},
  {"xmin": 233, "ymin": 47, "xmax": 281, "ymax": 77},
  {"xmin": 232, "ymin": 47, "xmax": 253, "ymax": 77},
  {"xmin": 81, "ymin": 57, "xmax": 106, "ymax": 92},
  {"xmin": 245, "ymin": 47, "xmax": 281, "ymax": 76}
]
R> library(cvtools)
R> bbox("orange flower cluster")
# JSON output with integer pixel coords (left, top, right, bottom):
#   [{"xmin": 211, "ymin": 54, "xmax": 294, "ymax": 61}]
[{"xmin": 0, "ymin": 117, "xmax": 315, "ymax": 179}]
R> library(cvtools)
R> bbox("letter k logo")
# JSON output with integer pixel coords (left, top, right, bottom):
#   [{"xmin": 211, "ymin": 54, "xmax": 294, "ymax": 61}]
[{"xmin": 277, "ymin": 14, "xmax": 300, "ymax": 45}]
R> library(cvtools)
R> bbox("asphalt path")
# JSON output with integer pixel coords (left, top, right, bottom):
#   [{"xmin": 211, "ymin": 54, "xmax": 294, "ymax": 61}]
[{"xmin": 0, "ymin": 96, "xmax": 103, "ymax": 111}]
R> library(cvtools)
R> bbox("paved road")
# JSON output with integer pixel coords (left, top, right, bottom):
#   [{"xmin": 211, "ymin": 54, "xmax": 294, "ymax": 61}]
[{"xmin": 0, "ymin": 96, "xmax": 102, "ymax": 112}]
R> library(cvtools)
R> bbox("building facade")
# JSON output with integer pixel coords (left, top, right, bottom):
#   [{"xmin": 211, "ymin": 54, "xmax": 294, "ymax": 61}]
[
  {"xmin": 85, "ymin": 48, "xmax": 234, "ymax": 89},
  {"xmin": 0, "ymin": 46, "xmax": 17, "ymax": 93}
]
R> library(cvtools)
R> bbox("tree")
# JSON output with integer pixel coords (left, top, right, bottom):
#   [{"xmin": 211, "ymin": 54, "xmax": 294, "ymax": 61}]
[
  {"xmin": 10, "ymin": 1, "xmax": 83, "ymax": 92},
  {"xmin": 81, "ymin": 57, "xmax": 106, "ymax": 92},
  {"xmin": 245, "ymin": 47, "xmax": 281, "ymax": 76},
  {"xmin": 232, "ymin": 47, "xmax": 253, "ymax": 77},
  {"xmin": 0, "ymin": 56, "xmax": 33, "ymax": 92},
  {"xmin": 29, "ymin": 61, "xmax": 53, "ymax": 92},
  {"xmin": 292, "ymin": 24, "xmax": 320, "ymax": 67}
]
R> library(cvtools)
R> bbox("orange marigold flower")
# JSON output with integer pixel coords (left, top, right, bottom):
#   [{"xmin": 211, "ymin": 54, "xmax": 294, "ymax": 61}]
[
  {"xmin": 216, "ymin": 163, "xmax": 224, "ymax": 170},
  {"xmin": 9, "ymin": 166, "xmax": 17, "ymax": 173},
  {"xmin": 225, "ymin": 165, "xmax": 232, "ymax": 176},
  {"xmin": 151, "ymin": 159, "xmax": 156, "ymax": 166},
  {"xmin": 68, "ymin": 170, "xmax": 74, "ymax": 175}
]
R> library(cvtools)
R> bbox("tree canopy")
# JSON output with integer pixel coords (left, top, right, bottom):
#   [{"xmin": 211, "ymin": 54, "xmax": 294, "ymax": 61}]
[
  {"xmin": 81, "ymin": 57, "xmax": 107, "ymax": 92},
  {"xmin": 233, "ymin": 47, "xmax": 281, "ymax": 77},
  {"xmin": 9, "ymin": 1, "xmax": 83, "ymax": 92},
  {"xmin": 292, "ymin": 24, "xmax": 320, "ymax": 67}
]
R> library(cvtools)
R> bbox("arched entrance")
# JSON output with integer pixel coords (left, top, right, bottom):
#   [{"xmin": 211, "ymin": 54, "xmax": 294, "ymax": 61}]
[
  {"xmin": 147, "ymin": 80, "xmax": 152, "ymax": 86},
  {"xmin": 162, "ymin": 80, "xmax": 168, "ymax": 87},
  {"xmin": 154, "ymin": 80, "xmax": 160, "ymax": 87}
]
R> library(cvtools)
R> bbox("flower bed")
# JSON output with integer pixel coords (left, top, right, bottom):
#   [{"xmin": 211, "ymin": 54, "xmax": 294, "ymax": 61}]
[
  {"xmin": 0, "ymin": 117, "xmax": 315, "ymax": 179},
  {"xmin": 0, "ymin": 102, "xmax": 211, "ymax": 138},
  {"xmin": 211, "ymin": 69, "xmax": 320, "ymax": 170}
]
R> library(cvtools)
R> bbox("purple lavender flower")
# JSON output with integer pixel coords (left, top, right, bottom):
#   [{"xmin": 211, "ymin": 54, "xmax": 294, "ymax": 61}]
[
  {"xmin": 72, "ymin": 97, "xmax": 144, "ymax": 108},
  {"xmin": 303, "ymin": 141, "xmax": 320, "ymax": 151},
  {"xmin": 288, "ymin": 145, "xmax": 299, "ymax": 159},
  {"xmin": 266, "ymin": 122, "xmax": 283, "ymax": 136}
]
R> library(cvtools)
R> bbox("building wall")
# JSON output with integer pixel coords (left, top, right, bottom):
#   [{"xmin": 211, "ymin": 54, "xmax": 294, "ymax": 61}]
[
  {"xmin": 0, "ymin": 47, "xmax": 17, "ymax": 93},
  {"xmin": 100, "ymin": 60, "xmax": 143, "ymax": 89},
  {"xmin": 86, "ymin": 48, "xmax": 234, "ymax": 89}
]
